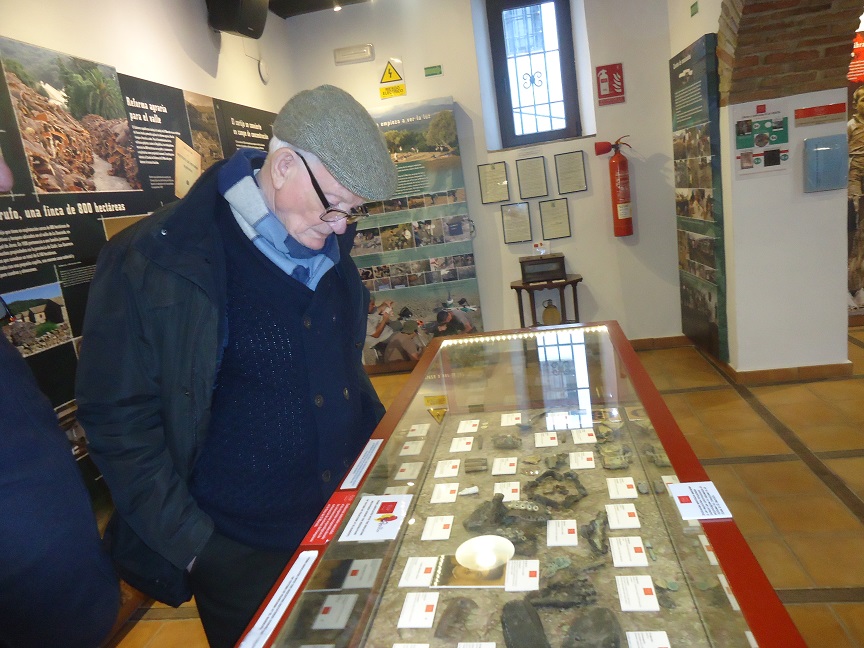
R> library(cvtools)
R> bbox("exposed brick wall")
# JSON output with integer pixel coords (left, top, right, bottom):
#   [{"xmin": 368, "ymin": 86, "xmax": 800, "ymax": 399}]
[{"xmin": 717, "ymin": 0, "xmax": 862, "ymax": 105}]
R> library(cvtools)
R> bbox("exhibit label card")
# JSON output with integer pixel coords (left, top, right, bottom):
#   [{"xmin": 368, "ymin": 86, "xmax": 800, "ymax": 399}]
[
  {"xmin": 395, "ymin": 462, "xmax": 423, "ymax": 480},
  {"xmin": 626, "ymin": 631, "xmax": 671, "ymax": 648},
  {"xmin": 661, "ymin": 475, "xmax": 680, "ymax": 492},
  {"xmin": 494, "ymin": 481, "xmax": 521, "ymax": 502},
  {"xmin": 312, "ymin": 593, "xmax": 358, "ymax": 630},
  {"xmin": 422, "ymin": 515, "xmax": 454, "ymax": 541},
  {"xmin": 339, "ymin": 495, "xmax": 412, "ymax": 542},
  {"xmin": 569, "ymin": 451, "xmax": 595, "ymax": 469},
  {"xmin": 668, "ymin": 481, "xmax": 732, "ymax": 520},
  {"xmin": 397, "ymin": 592, "xmax": 439, "ymax": 628},
  {"xmin": 615, "ymin": 575, "xmax": 660, "ymax": 612},
  {"xmin": 431, "ymin": 483, "xmax": 460, "ymax": 504},
  {"xmin": 534, "ymin": 431, "xmax": 559, "ymax": 448},
  {"xmin": 457, "ymin": 419, "xmax": 480, "ymax": 434},
  {"xmin": 606, "ymin": 503, "xmax": 641, "ymax": 529},
  {"xmin": 400, "ymin": 440, "xmax": 425, "ymax": 456},
  {"xmin": 399, "ymin": 557, "xmax": 438, "ymax": 587},
  {"xmin": 450, "ymin": 437, "xmax": 475, "ymax": 452},
  {"xmin": 492, "ymin": 457, "xmax": 518, "ymax": 475},
  {"xmin": 342, "ymin": 559, "xmax": 382, "ymax": 589},
  {"xmin": 434, "ymin": 459, "xmax": 461, "ymax": 478},
  {"xmin": 504, "ymin": 559, "xmax": 540, "ymax": 591},
  {"xmin": 408, "ymin": 423, "xmax": 430, "ymax": 437},
  {"xmin": 610, "ymin": 536, "xmax": 649, "ymax": 567},
  {"xmin": 718, "ymin": 574, "xmax": 741, "ymax": 611},
  {"xmin": 340, "ymin": 438, "xmax": 382, "ymax": 490},
  {"xmin": 608, "ymin": 477, "xmax": 639, "ymax": 499},
  {"xmin": 571, "ymin": 428, "xmax": 598, "ymax": 444},
  {"xmin": 500, "ymin": 412, "xmax": 523, "ymax": 426},
  {"xmin": 547, "ymin": 519, "xmax": 579, "ymax": 546}
]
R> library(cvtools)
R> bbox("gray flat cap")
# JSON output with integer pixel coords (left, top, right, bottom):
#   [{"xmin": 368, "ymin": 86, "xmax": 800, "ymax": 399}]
[{"xmin": 272, "ymin": 85, "xmax": 397, "ymax": 201}]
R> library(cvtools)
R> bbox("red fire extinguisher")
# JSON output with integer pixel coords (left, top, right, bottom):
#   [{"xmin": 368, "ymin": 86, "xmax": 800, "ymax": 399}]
[{"xmin": 594, "ymin": 136, "xmax": 633, "ymax": 237}]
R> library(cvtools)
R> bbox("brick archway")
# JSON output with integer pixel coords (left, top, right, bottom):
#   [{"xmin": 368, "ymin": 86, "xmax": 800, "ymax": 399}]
[{"xmin": 716, "ymin": 0, "xmax": 863, "ymax": 105}]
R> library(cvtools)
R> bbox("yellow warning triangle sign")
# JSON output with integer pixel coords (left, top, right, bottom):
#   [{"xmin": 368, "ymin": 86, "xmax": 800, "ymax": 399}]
[
  {"xmin": 428, "ymin": 407, "xmax": 447, "ymax": 424},
  {"xmin": 381, "ymin": 61, "xmax": 403, "ymax": 84}
]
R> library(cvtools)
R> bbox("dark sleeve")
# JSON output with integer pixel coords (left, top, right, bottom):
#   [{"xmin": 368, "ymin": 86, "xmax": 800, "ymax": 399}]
[
  {"xmin": 75, "ymin": 237, "xmax": 213, "ymax": 571},
  {"xmin": 0, "ymin": 337, "xmax": 119, "ymax": 648}
]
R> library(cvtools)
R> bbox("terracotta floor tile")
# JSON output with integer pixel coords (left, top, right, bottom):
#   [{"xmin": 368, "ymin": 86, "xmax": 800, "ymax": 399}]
[
  {"xmin": 681, "ymin": 388, "xmax": 741, "ymax": 410},
  {"xmin": 733, "ymin": 461, "xmax": 825, "ymax": 496},
  {"xmin": 758, "ymin": 494, "xmax": 863, "ymax": 534},
  {"xmin": 725, "ymin": 497, "xmax": 777, "ymax": 536},
  {"xmin": 661, "ymin": 393, "xmax": 692, "ymax": 417},
  {"xmin": 148, "ymin": 619, "xmax": 208, "ymax": 646},
  {"xmin": 847, "ymin": 344, "xmax": 864, "ymax": 376},
  {"xmin": 831, "ymin": 398, "xmax": 864, "ymax": 422},
  {"xmin": 785, "ymin": 604, "xmax": 856, "ymax": 648},
  {"xmin": 704, "ymin": 465, "xmax": 750, "ymax": 500},
  {"xmin": 107, "ymin": 620, "xmax": 161, "ymax": 648},
  {"xmin": 769, "ymin": 400, "xmax": 850, "ymax": 428},
  {"xmin": 825, "ymin": 457, "xmax": 864, "ymax": 499},
  {"xmin": 745, "ymin": 536, "xmax": 813, "ymax": 588},
  {"xmin": 710, "ymin": 427, "xmax": 792, "ymax": 456},
  {"xmin": 785, "ymin": 532, "xmax": 864, "ymax": 587},
  {"xmin": 792, "ymin": 422, "xmax": 864, "ymax": 452},
  {"xmin": 680, "ymin": 429, "xmax": 724, "ymax": 460},
  {"xmin": 750, "ymin": 384, "xmax": 824, "ymax": 407},
  {"xmin": 833, "ymin": 603, "xmax": 864, "ymax": 645},
  {"xmin": 806, "ymin": 378, "xmax": 864, "ymax": 402},
  {"xmin": 697, "ymin": 407, "xmax": 770, "ymax": 431}
]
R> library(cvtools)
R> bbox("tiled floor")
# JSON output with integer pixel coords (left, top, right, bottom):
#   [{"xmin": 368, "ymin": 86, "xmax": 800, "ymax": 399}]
[{"xmin": 108, "ymin": 331, "xmax": 864, "ymax": 647}]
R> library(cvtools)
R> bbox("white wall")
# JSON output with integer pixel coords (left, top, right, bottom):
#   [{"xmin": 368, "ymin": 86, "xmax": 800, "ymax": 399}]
[
  {"xmin": 0, "ymin": 0, "xmax": 296, "ymax": 116},
  {"xmin": 666, "ymin": 0, "xmax": 723, "ymax": 56},
  {"xmin": 721, "ymin": 89, "xmax": 849, "ymax": 371},
  {"xmin": 285, "ymin": 0, "xmax": 683, "ymax": 339}
]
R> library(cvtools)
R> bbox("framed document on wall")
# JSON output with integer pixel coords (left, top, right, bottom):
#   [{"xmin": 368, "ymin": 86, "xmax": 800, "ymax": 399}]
[
  {"xmin": 554, "ymin": 150, "xmax": 588, "ymax": 194},
  {"xmin": 516, "ymin": 156, "xmax": 548, "ymax": 199},
  {"xmin": 501, "ymin": 202, "xmax": 532, "ymax": 244},
  {"xmin": 539, "ymin": 198, "xmax": 571, "ymax": 240},
  {"xmin": 478, "ymin": 162, "xmax": 510, "ymax": 203}
]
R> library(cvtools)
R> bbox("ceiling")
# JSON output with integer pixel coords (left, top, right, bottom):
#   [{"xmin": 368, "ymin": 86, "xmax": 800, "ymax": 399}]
[{"xmin": 268, "ymin": 0, "xmax": 369, "ymax": 19}]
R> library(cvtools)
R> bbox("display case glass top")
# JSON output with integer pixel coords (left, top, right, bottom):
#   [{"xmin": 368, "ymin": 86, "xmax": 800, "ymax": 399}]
[{"xmin": 253, "ymin": 323, "xmax": 803, "ymax": 648}]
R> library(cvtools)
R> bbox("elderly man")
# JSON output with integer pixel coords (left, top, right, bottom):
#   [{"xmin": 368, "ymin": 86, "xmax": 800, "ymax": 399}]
[{"xmin": 76, "ymin": 85, "xmax": 396, "ymax": 647}]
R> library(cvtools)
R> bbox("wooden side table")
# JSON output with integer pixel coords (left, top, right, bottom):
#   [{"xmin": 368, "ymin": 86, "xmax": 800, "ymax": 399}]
[{"xmin": 510, "ymin": 273, "xmax": 583, "ymax": 327}]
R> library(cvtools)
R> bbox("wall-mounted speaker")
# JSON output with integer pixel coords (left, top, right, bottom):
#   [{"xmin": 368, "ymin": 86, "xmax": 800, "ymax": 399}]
[{"xmin": 206, "ymin": 0, "xmax": 268, "ymax": 39}]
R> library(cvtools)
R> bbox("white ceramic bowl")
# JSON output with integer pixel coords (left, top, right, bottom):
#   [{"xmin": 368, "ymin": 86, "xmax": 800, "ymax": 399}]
[{"xmin": 454, "ymin": 535, "xmax": 515, "ymax": 571}]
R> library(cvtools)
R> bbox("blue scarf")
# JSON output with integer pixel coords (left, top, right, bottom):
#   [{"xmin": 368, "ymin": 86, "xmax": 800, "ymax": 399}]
[{"xmin": 217, "ymin": 149, "xmax": 339, "ymax": 289}]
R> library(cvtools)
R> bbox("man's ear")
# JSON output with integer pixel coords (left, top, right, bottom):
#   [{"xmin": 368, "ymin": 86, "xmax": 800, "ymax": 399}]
[{"xmin": 269, "ymin": 147, "xmax": 296, "ymax": 190}]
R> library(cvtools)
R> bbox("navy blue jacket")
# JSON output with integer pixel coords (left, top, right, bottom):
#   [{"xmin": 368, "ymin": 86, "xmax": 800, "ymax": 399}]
[
  {"xmin": 75, "ymin": 157, "xmax": 383, "ymax": 605},
  {"xmin": 0, "ymin": 335, "xmax": 119, "ymax": 647}
]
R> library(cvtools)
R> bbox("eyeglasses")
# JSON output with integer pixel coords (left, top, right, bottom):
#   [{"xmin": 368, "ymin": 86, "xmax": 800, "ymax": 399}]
[{"xmin": 295, "ymin": 151, "xmax": 368, "ymax": 224}]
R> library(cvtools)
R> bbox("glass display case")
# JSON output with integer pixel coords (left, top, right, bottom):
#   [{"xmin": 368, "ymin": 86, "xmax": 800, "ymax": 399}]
[{"xmin": 241, "ymin": 322, "xmax": 805, "ymax": 648}]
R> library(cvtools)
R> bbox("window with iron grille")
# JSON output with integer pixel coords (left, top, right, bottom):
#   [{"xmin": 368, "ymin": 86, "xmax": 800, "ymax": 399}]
[{"xmin": 487, "ymin": 0, "xmax": 581, "ymax": 148}]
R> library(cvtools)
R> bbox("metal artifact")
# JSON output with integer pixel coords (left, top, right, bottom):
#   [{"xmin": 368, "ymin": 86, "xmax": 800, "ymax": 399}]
[
  {"xmin": 464, "ymin": 458, "xmax": 488, "ymax": 473},
  {"xmin": 562, "ymin": 606, "xmax": 625, "ymax": 648},
  {"xmin": 463, "ymin": 493, "xmax": 508, "ymax": 531},
  {"xmin": 544, "ymin": 451, "xmax": 570, "ymax": 470},
  {"xmin": 492, "ymin": 433, "xmax": 523, "ymax": 450},
  {"xmin": 598, "ymin": 444, "xmax": 632, "ymax": 470},
  {"xmin": 643, "ymin": 443, "xmax": 672, "ymax": 467},
  {"xmin": 434, "ymin": 596, "xmax": 478, "ymax": 639},
  {"xmin": 579, "ymin": 510, "xmax": 610, "ymax": 555},
  {"xmin": 525, "ymin": 470, "xmax": 589, "ymax": 509},
  {"xmin": 501, "ymin": 599, "xmax": 552, "ymax": 648},
  {"xmin": 526, "ymin": 564, "xmax": 599, "ymax": 608},
  {"xmin": 494, "ymin": 526, "xmax": 538, "ymax": 556}
]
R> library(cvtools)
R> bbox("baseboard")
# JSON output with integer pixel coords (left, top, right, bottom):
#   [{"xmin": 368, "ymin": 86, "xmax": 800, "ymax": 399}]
[
  {"xmin": 628, "ymin": 335, "xmax": 692, "ymax": 351},
  {"xmin": 850, "ymin": 313, "xmax": 864, "ymax": 327},
  {"xmin": 713, "ymin": 359, "xmax": 853, "ymax": 385}
]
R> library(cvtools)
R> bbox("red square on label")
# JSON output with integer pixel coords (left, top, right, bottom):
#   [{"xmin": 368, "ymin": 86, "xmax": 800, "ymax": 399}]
[
  {"xmin": 377, "ymin": 501, "xmax": 397, "ymax": 514},
  {"xmin": 512, "ymin": 488, "xmax": 519, "ymax": 493},
  {"xmin": 756, "ymin": 104, "xmax": 767, "ymax": 114},
  {"xmin": 634, "ymin": 547, "xmax": 643, "ymax": 553},
  {"xmin": 443, "ymin": 523, "xmax": 451, "ymax": 529},
  {"xmin": 322, "ymin": 606, "xmax": 331, "ymax": 615},
  {"xmin": 678, "ymin": 495, "xmax": 692, "ymax": 504},
  {"xmin": 587, "ymin": 456, "xmax": 593, "ymax": 461},
  {"xmin": 449, "ymin": 489, "xmax": 456, "ymax": 494},
  {"xmin": 350, "ymin": 569, "xmax": 359, "ymax": 576},
  {"xmin": 402, "ymin": 444, "xmax": 409, "ymax": 450},
  {"xmin": 706, "ymin": 545, "xmax": 713, "ymax": 552},
  {"xmin": 529, "ymin": 570, "xmax": 537, "ymax": 577},
  {"xmin": 626, "ymin": 483, "xmax": 634, "ymax": 489},
  {"xmin": 509, "ymin": 462, "xmax": 516, "ymax": 467},
  {"xmin": 425, "ymin": 604, "xmax": 435, "ymax": 613},
  {"xmin": 399, "ymin": 468, "xmax": 406, "ymax": 473},
  {"xmin": 424, "ymin": 567, "xmax": 432, "ymax": 574},
  {"xmin": 567, "ymin": 528, "xmax": 576, "ymax": 534},
  {"xmin": 550, "ymin": 436, "xmax": 556, "ymax": 441},
  {"xmin": 588, "ymin": 432, "xmax": 594, "ymax": 437},
  {"xmin": 628, "ymin": 511, "xmax": 636, "ymax": 517},
  {"xmin": 643, "ymin": 587, "xmax": 654, "ymax": 596}
]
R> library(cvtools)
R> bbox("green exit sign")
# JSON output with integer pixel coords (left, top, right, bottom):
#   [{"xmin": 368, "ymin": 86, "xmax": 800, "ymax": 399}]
[
  {"xmin": 424, "ymin": 65, "xmax": 443, "ymax": 77},
  {"xmin": 690, "ymin": 1, "xmax": 698, "ymax": 16}
]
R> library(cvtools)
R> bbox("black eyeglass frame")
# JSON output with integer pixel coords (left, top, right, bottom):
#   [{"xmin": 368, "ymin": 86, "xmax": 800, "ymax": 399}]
[
  {"xmin": 0, "ymin": 295, "xmax": 12, "ymax": 323},
  {"xmin": 294, "ymin": 151, "xmax": 367, "ymax": 224}
]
